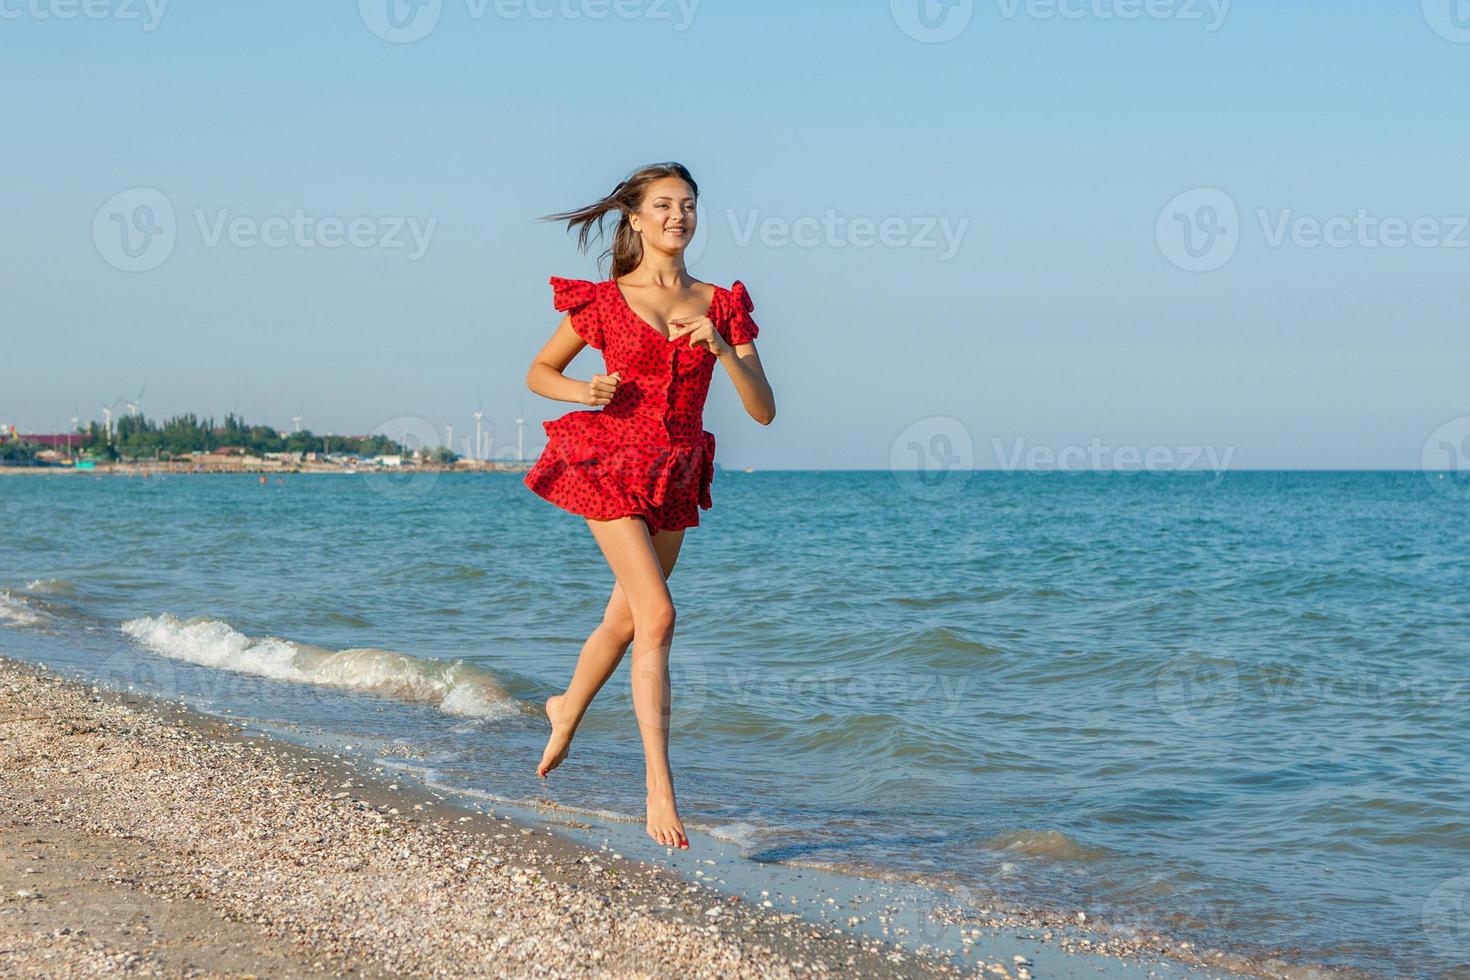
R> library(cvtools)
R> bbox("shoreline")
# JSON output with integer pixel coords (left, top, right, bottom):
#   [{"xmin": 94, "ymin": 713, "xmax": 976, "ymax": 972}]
[
  {"xmin": 0, "ymin": 463, "xmax": 532, "ymax": 476},
  {"xmin": 0, "ymin": 651, "xmax": 1304, "ymax": 978},
  {"xmin": 0, "ymin": 654, "xmax": 966, "ymax": 978},
  {"xmin": 0, "ymin": 652, "xmax": 1268, "ymax": 979}
]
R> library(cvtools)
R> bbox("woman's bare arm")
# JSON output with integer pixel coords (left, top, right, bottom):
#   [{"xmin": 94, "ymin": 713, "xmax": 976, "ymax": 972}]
[
  {"xmin": 717, "ymin": 342, "xmax": 775, "ymax": 425},
  {"xmin": 525, "ymin": 314, "xmax": 620, "ymax": 407}
]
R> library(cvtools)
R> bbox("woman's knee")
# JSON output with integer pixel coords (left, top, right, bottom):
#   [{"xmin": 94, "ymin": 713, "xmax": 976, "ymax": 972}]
[{"xmin": 632, "ymin": 598, "xmax": 676, "ymax": 639}]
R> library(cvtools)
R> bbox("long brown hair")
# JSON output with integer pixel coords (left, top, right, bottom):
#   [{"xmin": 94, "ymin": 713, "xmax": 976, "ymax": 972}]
[{"xmin": 541, "ymin": 162, "xmax": 699, "ymax": 279}]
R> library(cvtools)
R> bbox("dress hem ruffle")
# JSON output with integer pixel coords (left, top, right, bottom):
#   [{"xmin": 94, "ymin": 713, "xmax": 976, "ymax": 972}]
[{"xmin": 523, "ymin": 411, "xmax": 715, "ymax": 531}]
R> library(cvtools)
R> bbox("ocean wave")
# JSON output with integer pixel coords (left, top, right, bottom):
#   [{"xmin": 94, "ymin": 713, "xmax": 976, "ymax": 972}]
[
  {"xmin": 24, "ymin": 577, "xmax": 77, "ymax": 596},
  {"xmin": 119, "ymin": 613, "xmax": 519, "ymax": 720},
  {"xmin": 979, "ymin": 829, "xmax": 1114, "ymax": 862},
  {"xmin": 705, "ymin": 821, "xmax": 766, "ymax": 850},
  {"xmin": 0, "ymin": 591, "xmax": 46, "ymax": 627}
]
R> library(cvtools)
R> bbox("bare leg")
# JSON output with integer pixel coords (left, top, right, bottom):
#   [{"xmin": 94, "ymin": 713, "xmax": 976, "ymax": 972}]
[
  {"xmin": 537, "ymin": 525, "xmax": 685, "ymax": 779},
  {"xmin": 583, "ymin": 516, "xmax": 689, "ymax": 849}
]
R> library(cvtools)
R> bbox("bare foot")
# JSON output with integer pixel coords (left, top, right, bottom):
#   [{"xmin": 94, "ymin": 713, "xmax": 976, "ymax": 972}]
[
  {"xmin": 537, "ymin": 695, "xmax": 576, "ymax": 778},
  {"xmin": 646, "ymin": 787, "xmax": 688, "ymax": 849}
]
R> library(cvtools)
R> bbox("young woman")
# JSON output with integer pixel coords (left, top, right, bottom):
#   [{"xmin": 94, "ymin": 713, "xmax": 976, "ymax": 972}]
[{"xmin": 523, "ymin": 162, "xmax": 776, "ymax": 850}]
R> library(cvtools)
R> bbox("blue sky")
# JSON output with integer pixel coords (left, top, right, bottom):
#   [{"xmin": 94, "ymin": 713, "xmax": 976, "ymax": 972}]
[{"xmin": 4, "ymin": 1, "xmax": 1467, "ymax": 469}]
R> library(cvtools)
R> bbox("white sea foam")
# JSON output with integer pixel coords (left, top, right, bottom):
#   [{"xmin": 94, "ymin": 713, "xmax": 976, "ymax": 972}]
[
  {"xmin": 24, "ymin": 578, "xmax": 75, "ymax": 595},
  {"xmin": 706, "ymin": 821, "xmax": 764, "ymax": 849},
  {"xmin": 421, "ymin": 778, "xmax": 645, "ymax": 827},
  {"xmin": 0, "ymin": 591, "xmax": 45, "ymax": 627},
  {"xmin": 120, "ymin": 613, "xmax": 519, "ymax": 720}
]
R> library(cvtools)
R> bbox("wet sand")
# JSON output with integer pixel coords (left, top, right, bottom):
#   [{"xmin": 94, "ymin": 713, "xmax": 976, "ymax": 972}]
[
  {"xmin": 0, "ymin": 654, "xmax": 1265, "ymax": 978},
  {"xmin": 0, "ymin": 656, "xmax": 985, "ymax": 978}
]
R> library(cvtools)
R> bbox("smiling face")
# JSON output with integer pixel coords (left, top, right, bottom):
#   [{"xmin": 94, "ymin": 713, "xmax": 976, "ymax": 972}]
[{"xmin": 628, "ymin": 176, "xmax": 697, "ymax": 255}]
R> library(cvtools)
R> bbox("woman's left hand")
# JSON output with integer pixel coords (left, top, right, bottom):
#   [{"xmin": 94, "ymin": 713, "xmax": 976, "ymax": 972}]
[{"xmin": 667, "ymin": 315, "xmax": 730, "ymax": 358}]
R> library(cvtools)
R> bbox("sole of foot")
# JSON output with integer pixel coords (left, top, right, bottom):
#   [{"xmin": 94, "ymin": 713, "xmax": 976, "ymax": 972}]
[{"xmin": 537, "ymin": 695, "xmax": 574, "ymax": 778}]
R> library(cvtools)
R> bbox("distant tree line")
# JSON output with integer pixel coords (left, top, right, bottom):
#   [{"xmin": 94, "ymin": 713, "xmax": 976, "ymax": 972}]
[
  {"xmin": 0, "ymin": 439, "xmax": 38, "ymax": 465},
  {"xmin": 0, "ymin": 413, "xmax": 414, "ymax": 463}
]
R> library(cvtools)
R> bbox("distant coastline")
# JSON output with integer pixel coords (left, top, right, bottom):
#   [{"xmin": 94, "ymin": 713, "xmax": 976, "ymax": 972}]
[{"xmin": 0, "ymin": 459, "xmax": 532, "ymax": 476}]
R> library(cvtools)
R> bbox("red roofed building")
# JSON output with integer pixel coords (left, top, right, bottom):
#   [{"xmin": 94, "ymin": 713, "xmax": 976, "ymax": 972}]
[{"xmin": 19, "ymin": 434, "xmax": 81, "ymax": 448}]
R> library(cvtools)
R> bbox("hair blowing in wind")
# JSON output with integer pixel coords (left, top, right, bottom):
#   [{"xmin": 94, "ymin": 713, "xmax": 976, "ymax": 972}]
[{"xmin": 540, "ymin": 162, "xmax": 700, "ymax": 278}]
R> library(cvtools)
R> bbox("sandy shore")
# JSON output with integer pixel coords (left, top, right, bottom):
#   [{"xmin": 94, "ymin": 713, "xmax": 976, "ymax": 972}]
[{"xmin": 0, "ymin": 656, "xmax": 986, "ymax": 978}]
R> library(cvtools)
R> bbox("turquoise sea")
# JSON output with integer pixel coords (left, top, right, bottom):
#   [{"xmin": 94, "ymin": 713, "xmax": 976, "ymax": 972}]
[{"xmin": 2, "ymin": 469, "xmax": 1467, "ymax": 977}]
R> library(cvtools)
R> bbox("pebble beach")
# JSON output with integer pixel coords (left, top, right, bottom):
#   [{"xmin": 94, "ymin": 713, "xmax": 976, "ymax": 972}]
[{"xmin": 0, "ymin": 656, "xmax": 987, "ymax": 978}]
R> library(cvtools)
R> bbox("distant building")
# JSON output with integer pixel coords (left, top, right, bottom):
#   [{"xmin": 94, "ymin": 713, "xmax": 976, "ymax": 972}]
[{"xmin": 19, "ymin": 434, "xmax": 79, "ymax": 448}]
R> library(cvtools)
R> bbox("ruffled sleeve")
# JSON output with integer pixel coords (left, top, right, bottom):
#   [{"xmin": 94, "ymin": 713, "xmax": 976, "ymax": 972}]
[
  {"xmin": 723, "ymin": 280, "xmax": 759, "ymax": 345},
  {"xmin": 550, "ymin": 276, "xmax": 604, "ymax": 350}
]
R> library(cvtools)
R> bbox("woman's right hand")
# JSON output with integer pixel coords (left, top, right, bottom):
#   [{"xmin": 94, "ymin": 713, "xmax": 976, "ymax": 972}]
[{"xmin": 583, "ymin": 371, "xmax": 621, "ymax": 407}]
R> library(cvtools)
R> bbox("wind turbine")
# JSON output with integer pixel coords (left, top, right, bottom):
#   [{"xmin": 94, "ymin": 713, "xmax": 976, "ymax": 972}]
[
  {"xmin": 472, "ymin": 409, "xmax": 484, "ymax": 463},
  {"xmin": 124, "ymin": 381, "xmax": 148, "ymax": 419},
  {"xmin": 70, "ymin": 415, "xmax": 79, "ymax": 458},
  {"xmin": 445, "ymin": 423, "xmax": 453, "ymax": 458},
  {"xmin": 98, "ymin": 401, "xmax": 116, "ymax": 442},
  {"xmin": 515, "ymin": 416, "xmax": 524, "ymax": 463}
]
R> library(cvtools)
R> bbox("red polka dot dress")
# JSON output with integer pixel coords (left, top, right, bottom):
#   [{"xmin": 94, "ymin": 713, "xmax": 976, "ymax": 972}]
[{"xmin": 523, "ymin": 276, "xmax": 761, "ymax": 532}]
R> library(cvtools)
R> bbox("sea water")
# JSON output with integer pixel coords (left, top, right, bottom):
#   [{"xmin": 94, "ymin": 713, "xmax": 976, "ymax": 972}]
[{"xmin": 2, "ymin": 469, "xmax": 1466, "ymax": 977}]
